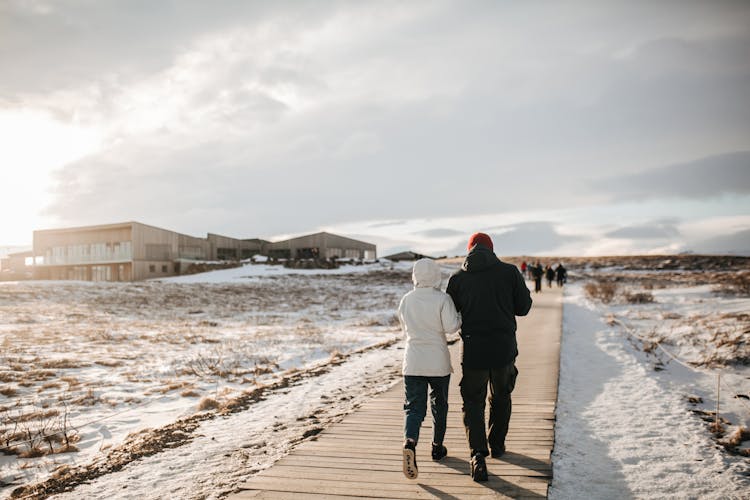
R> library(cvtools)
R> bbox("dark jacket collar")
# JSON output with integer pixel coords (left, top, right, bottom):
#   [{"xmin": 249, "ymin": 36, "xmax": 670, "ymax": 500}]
[{"xmin": 461, "ymin": 244, "xmax": 500, "ymax": 272}]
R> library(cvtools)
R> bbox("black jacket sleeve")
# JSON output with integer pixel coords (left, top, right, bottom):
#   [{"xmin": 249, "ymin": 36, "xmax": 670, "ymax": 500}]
[
  {"xmin": 513, "ymin": 267, "xmax": 532, "ymax": 316},
  {"xmin": 446, "ymin": 274, "xmax": 461, "ymax": 313}
]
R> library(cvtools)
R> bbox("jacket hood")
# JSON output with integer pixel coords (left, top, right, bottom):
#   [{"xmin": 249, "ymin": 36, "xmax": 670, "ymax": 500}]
[
  {"xmin": 462, "ymin": 245, "xmax": 499, "ymax": 273},
  {"xmin": 412, "ymin": 258, "xmax": 442, "ymax": 288}
]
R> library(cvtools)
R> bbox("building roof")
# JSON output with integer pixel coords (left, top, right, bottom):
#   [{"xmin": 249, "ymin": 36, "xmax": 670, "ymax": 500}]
[
  {"xmin": 273, "ymin": 231, "xmax": 375, "ymax": 248},
  {"xmin": 383, "ymin": 250, "xmax": 434, "ymax": 261}
]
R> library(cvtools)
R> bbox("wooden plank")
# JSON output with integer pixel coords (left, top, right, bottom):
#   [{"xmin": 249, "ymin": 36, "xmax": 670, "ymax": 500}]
[{"xmin": 228, "ymin": 286, "xmax": 562, "ymax": 499}]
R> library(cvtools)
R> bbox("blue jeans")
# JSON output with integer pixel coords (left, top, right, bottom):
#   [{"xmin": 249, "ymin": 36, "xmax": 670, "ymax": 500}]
[{"xmin": 403, "ymin": 375, "xmax": 450, "ymax": 444}]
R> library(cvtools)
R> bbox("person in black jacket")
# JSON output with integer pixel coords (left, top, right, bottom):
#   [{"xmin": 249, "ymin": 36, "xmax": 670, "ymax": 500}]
[
  {"xmin": 531, "ymin": 261, "xmax": 543, "ymax": 293},
  {"xmin": 446, "ymin": 232, "xmax": 532, "ymax": 482},
  {"xmin": 555, "ymin": 263, "xmax": 567, "ymax": 287}
]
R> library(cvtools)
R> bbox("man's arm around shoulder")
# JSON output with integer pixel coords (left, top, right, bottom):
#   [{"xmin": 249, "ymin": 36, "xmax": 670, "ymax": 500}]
[{"xmin": 446, "ymin": 273, "xmax": 461, "ymax": 313}]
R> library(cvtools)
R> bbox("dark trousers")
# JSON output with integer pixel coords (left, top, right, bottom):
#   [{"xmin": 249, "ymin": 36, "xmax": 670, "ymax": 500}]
[
  {"xmin": 403, "ymin": 375, "xmax": 450, "ymax": 445},
  {"xmin": 460, "ymin": 363, "xmax": 518, "ymax": 456}
]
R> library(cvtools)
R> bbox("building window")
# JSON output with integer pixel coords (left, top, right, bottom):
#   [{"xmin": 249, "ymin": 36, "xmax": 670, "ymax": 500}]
[
  {"xmin": 149, "ymin": 265, "xmax": 156, "ymax": 273},
  {"xmin": 161, "ymin": 265, "xmax": 168, "ymax": 273}
]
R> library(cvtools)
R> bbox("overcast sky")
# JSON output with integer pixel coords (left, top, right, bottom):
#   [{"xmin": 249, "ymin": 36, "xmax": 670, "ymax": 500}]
[{"xmin": 1, "ymin": 0, "xmax": 749, "ymax": 256}]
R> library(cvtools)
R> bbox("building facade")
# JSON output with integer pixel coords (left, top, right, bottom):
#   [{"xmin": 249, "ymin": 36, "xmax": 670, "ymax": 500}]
[
  {"xmin": 266, "ymin": 232, "xmax": 376, "ymax": 260},
  {"xmin": 31, "ymin": 223, "xmax": 376, "ymax": 281},
  {"xmin": 32, "ymin": 221, "xmax": 213, "ymax": 281}
]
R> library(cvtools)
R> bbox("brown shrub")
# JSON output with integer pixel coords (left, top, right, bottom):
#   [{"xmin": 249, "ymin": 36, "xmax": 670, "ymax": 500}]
[
  {"xmin": 713, "ymin": 271, "xmax": 750, "ymax": 296},
  {"xmin": 624, "ymin": 291, "xmax": 654, "ymax": 304},
  {"xmin": 181, "ymin": 389, "xmax": 200, "ymax": 398},
  {"xmin": 584, "ymin": 281, "xmax": 619, "ymax": 303},
  {"xmin": 0, "ymin": 386, "xmax": 18, "ymax": 397},
  {"xmin": 70, "ymin": 388, "xmax": 99, "ymax": 406},
  {"xmin": 720, "ymin": 426, "xmax": 750, "ymax": 448},
  {"xmin": 95, "ymin": 359, "xmax": 124, "ymax": 367},
  {"xmin": 197, "ymin": 397, "xmax": 220, "ymax": 411}
]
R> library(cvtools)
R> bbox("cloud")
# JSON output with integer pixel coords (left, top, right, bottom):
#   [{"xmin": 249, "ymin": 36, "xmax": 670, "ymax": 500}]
[
  {"xmin": 413, "ymin": 228, "xmax": 465, "ymax": 238},
  {"xmin": 593, "ymin": 151, "xmax": 750, "ymax": 201},
  {"xmin": 449, "ymin": 222, "xmax": 583, "ymax": 256},
  {"xmin": 367, "ymin": 220, "xmax": 406, "ymax": 229},
  {"xmin": 690, "ymin": 228, "xmax": 750, "ymax": 255},
  {"xmin": 605, "ymin": 220, "xmax": 681, "ymax": 239},
  {"xmin": 3, "ymin": 2, "xmax": 750, "ymax": 246}
]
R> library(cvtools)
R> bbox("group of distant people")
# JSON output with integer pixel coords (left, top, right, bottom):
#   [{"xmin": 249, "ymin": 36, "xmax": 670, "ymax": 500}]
[{"xmin": 520, "ymin": 261, "xmax": 567, "ymax": 293}]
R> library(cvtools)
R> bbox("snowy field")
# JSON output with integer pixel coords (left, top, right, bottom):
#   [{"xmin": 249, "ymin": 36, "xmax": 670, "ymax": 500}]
[
  {"xmin": 3, "ymin": 258, "xmax": 749, "ymax": 499},
  {"xmin": 0, "ymin": 262, "xmax": 416, "ymax": 498},
  {"xmin": 551, "ymin": 276, "xmax": 750, "ymax": 499}
]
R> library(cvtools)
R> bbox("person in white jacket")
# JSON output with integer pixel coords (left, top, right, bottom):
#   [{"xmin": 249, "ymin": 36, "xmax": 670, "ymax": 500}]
[{"xmin": 397, "ymin": 258, "xmax": 461, "ymax": 479}]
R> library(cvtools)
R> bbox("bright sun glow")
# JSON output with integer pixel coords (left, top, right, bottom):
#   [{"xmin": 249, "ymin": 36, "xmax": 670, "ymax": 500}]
[{"xmin": 0, "ymin": 109, "xmax": 101, "ymax": 244}]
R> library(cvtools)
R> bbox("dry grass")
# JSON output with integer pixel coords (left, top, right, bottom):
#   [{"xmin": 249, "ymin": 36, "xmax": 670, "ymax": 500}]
[
  {"xmin": 60, "ymin": 376, "xmax": 80, "ymax": 387},
  {"xmin": 0, "ymin": 385, "xmax": 18, "ymax": 397},
  {"xmin": 149, "ymin": 381, "xmax": 190, "ymax": 395},
  {"xmin": 714, "ymin": 271, "xmax": 750, "ymax": 296},
  {"xmin": 94, "ymin": 359, "xmax": 124, "ymax": 367},
  {"xmin": 584, "ymin": 280, "xmax": 619, "ymax": 303},
  {"xmin": 197, "ymin": 397, "xmax": 220, "ymax": 411},
  {"xmin": 16, "ymin": 409, "xmax": 60, "ymax": 423},
  {"xmin": 27, "ymin": 370, "xmax": 57, "ymax": 382},
  {"xmin": 180, "ymin": 389, "xmax": 200, "ymax": 398},
  {"xmin": 38, "ymin": 359, "xmax": 88, "ymax": 370},
  {"xmin": 39, "ymin": 381, "xmax": 62, "ymax": 392},
  {"xmin": 624, "ymin": 291, "xmax": 654, "ymax": 304},
  {"xmin": 70, "ymin": 388, "xmax": 100, "ymax": 406},
  {"xmin": 720, "ymin": 426, "xmax": 750, "ymax": 447}
]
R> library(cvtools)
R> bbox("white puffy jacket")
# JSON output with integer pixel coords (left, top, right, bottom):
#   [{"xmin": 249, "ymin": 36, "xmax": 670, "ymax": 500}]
[{"xmin": 397, "ymin": 259, "xmax": 461, "ymax": 376}]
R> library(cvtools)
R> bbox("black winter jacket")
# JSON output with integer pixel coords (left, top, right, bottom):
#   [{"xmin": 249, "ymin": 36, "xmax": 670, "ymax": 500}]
[{"xmin": 446, "ymin": 245, "xmax": 532, "ymax": 368}]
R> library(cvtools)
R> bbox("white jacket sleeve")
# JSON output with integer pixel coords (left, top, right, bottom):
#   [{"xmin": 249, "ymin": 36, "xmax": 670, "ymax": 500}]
[
  {"xmin": 397, "ymin": 296, "xmax": 406, "ymax": 334},
  {"xmin": 440, "ymin": 295, "xmax": 461, "ymax": 334}
]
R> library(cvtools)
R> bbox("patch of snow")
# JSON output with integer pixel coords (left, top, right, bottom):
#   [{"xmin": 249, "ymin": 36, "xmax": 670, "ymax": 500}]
[
  {"xmin": 550, "ymin": 283, "xmax": 750, "ymax": 499},
  {"xmin": 157, "ymin": 261, "xmax": 413, "ymax": 284}
]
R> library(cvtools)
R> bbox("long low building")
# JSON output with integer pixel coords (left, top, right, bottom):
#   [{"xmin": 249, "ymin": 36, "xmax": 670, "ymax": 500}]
[
  {"xmin": 266, "ymin": 231, "xmax": 376, "ymax": 260},
  {"xmin": 31, "ymin": 222, "xmax": 376, "ymax": 281}
]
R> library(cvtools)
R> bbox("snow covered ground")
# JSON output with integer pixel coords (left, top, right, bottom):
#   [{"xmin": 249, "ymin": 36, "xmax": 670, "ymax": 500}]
[
  {"xmin": 4, "ymin": 259, "xmax": 748, "ymax": 499},
  {"xmin": 0, "ymin": 262, "xmax": 415, "ymax": 498},
  {"xmin": 551, "ymin": 281, "xmax": 750, "ymax": 499}
]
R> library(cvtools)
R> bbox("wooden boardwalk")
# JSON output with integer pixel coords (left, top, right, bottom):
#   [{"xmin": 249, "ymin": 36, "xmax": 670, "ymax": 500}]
[{"xmin": 231, "ymin": 286, "xmax": 562, "ymax": 499}]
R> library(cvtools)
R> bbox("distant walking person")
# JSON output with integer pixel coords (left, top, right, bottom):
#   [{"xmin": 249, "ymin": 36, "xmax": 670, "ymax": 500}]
[
  {"xmin": 555, "ymin": 263, "xmax": 567, "ymax": 287},
  {"xmin": 545, "ymin": 265, "xmax": 555, "ymax": 288},
  {"xmin": 447, "ymin": 233, "xmax": 532, "ymax": 482},
  {"xmin": 520, "ymin": 261, "xmax": 527, "ymax": 278},
  {"xmin": 397, "ymin": 259, "xmax": 461, "ymax": 480},
  {"xmin": 532, "ymin": 261, "xmax": 543, "ymax": 293}
]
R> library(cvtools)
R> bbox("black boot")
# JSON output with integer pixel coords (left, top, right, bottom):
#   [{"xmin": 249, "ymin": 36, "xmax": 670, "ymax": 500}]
[
  {"xmin": 431, "ymin": 443, "xmax": 447, "ymax": 461},
  {"xmin": 470, "ymin": 452, "xmax": 488, "ymax": 482}
]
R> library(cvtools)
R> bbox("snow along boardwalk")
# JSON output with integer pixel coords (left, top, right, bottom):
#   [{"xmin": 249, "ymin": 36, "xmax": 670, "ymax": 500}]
[{"xmin": 230, "ymin": 285, "xmax": 562, "ymax": 499}]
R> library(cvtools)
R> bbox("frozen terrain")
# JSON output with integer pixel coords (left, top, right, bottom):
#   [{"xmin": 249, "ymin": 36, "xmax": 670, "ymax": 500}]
[
  {"xmin": 551, "ymin": 278, "xmax": 750, "ymax": 499},
  {"xmin": 3, "ymin": 257, "xmax": 749, "ymax": 499},
  {"xmin": 0, "ymin": 262, "xmax": 415, "ymax": 498}
]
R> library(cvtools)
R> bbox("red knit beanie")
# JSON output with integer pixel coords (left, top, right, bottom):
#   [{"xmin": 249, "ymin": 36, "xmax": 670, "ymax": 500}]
[{"xmin": 467, "ymin": 232, "xmax": 493, "ymax": 251}]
